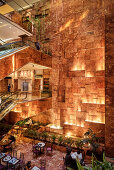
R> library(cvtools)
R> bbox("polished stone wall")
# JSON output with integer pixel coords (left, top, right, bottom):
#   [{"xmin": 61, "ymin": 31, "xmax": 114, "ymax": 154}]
[
  {"xmin": 105, "ymin": 14, "xmax": 114, "ymax": 157},
  {"xmin": 11, "ymin": 0, "xmax": 113, "ymax": 139},
  {"xmin": 5, "ymin": 98, "xmax": 52, "ymax": 124}
]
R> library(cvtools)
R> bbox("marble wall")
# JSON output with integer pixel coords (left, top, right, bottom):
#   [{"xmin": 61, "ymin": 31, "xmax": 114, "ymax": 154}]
[{"xmin": 105, "ymin": 14, "xmax": 114, "ymax": 157}]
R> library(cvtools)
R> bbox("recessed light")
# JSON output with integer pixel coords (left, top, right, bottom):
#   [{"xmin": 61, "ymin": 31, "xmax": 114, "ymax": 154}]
[{"xmin": 0, "ymin": 22, "xmax": 2, "ymax": 24}]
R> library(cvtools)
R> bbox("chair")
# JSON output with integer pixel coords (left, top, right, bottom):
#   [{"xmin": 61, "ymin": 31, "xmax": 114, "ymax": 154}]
[
  {"xmin": 40, "ymin": 159, "xmax": 46, "ymax": 170},
  {"xmin": 33, "ymin": 146, "xmax": 40, "ymax": 157},
  {"xmin": 20, "ymin": 152, "xmax": 24, "ymax": 161},
  {"xmin": 46, "ymin": 143, "xmax": 53, "ymax": 154},
  {"xmin": 0, "ymin": 164, "xmax": 5, "ymax": 170},
  {"xmin": 5, "ymin": 144, "xmax": 12, "ymax": 153},
  {"xmin": 12, "ymin": 150, "xmax": 17, "ymax": 158}
]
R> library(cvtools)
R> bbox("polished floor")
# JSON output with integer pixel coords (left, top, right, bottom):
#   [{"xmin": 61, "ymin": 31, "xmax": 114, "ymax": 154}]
[{"xmin": 15, "ymin": 135, "xmax": 65, "ymax": 170}]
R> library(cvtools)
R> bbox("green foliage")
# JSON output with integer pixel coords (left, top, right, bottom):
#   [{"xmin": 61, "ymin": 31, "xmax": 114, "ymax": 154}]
[
  {"xmin": 77, "ymin": 153, "xmax": 114, "ymax": 170},
  {"xmin": 77, "ymin": 158, "xmax": 84, "ymax": 170},
  {"xmin": 83, "ymin": 128, "xmax": 100, "ymax": 152},
  {"xmin": 75, "ymin": 139, "xmax": 84, "ymax": 149},
  {"xmin": 84, "ymin": 128, "xmax": 100, "ymax": 143},
  {"xmin": 41, "ymin": 131, "xmax": 48, "ymax": 141},
  {"xmin": 58, "ymin": 136, "xmax": 63, "ymax": 145},
  {"xmin": 64, "ymin": 137, "xmax": 73, "ymax": 146},
  {"xmin": 51, "ymin": 134, "xmax": 56, "ymax": 143},
  {"xmin": 16, "ymin": 118, "xmax": 29, "ymax": 127},
  {"xmin": 23, "ymin": 128, "xmax": 37, "ymax": 139}
]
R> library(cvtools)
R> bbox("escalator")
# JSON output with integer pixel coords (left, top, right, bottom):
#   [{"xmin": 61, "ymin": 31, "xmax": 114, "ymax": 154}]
[
  {"xmin": 0, "ymin": 91, "xmax": 26, "ymax": 120},
  {"xmin": 0, "ymin": 40, "xmax": 52, "ymax": 60},
  {"xmin": 0, "ymin": 41, "xmax": 29, "ymax": 59}
]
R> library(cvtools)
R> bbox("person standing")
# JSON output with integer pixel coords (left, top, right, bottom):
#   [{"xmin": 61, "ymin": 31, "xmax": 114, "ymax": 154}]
[{"xmin": 8, "ymin": 84, "xmax": 11, "ymax": 92}]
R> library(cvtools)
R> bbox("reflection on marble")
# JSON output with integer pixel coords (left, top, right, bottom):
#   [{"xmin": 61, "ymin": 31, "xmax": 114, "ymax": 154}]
[{"xmin": 15, "ymin": 137, "xmax": 65, "ymax": 170}]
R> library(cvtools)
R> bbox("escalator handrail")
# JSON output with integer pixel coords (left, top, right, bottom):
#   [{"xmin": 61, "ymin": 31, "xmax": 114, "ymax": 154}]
[
  {"xmin": 0, "ymin": 41, "xmax": 24, "ymax": 49},
  {"xmin": 0, "ymin": 91, "xmax": 19, "ymax": 107}
]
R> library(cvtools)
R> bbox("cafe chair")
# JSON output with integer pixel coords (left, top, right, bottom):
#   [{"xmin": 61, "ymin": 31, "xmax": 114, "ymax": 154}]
[
  {"xmin": 46, "ymin": 143, "xmax": 53, "ymax": 154},
  {"xmin": 33, "ymin": 146, "xmax": 40, "ymax": 157},
  {"xmin": 0, "ymin": 164, "xmax": 5, "ymax": 170},
  {"xmin": 5, "ymin": 144, "xmax": 12, "ymax": 153},
  {"xmin": 40, "ymin": 159, "xmax": 46, "ymax": 170},
  {"xmin": 12, "ymin": 150, "xmax": 17, "ymax": 158}
]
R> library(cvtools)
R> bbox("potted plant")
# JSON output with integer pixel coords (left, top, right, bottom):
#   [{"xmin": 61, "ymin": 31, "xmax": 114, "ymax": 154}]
[
  {"xmin": 41, "ymin": 131, "xmax": 48, "ymax": 141},
  {"xmin": 51, "ymin": 134, "xmax": 56, "ymax": 143},
  {"xmin": 58, "ymin": 136, "xmax": 63, "ymax": 145},
  {"xmin": 75, "ymin": 139, "xmax": 84, "ymax": 149},
  {"xmin": 64, "ymin": 137, "xmax": 72, "ymax": 146},
  {"xmin": 83, "ymin": 128, "xmax": 100, "ymax": 155}
]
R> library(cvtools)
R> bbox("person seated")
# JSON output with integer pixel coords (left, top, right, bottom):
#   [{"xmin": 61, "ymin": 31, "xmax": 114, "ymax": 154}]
[
  {"xmin": 65, "ymin": 147, "xmax": 78, "ymax": 169},
  {"xmin": 24, "ymin": 161, "xmax": 31, "ymax": 170},
  {"xmin": 74, "ymin": 150, "xmax": 84, "ymax": 165}
]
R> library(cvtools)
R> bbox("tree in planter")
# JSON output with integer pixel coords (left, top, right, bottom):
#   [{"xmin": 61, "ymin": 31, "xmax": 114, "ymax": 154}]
[
  {"xmin": 58, "ymin": 136, "xmax": 63, "ymax": 145},
  {"xmin": 51, "ymin": 134, "xmax": 56, "ymax": 143},
  {"xmin": 83, "ymin": 128, "xmax": 100, "ymax": 154}
]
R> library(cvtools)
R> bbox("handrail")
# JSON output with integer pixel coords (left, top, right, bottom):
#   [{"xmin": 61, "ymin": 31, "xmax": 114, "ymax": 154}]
[
  {"xmin": 0, "ymin": 41, "xmax": 23, "ymax": 48},
  {"xmin": 0, "ymin": 40, "xmax": 52, "ymax": 57},
  {"xmin": 0, "ymin": 91, "xmax": 19, "ymax": 107}
]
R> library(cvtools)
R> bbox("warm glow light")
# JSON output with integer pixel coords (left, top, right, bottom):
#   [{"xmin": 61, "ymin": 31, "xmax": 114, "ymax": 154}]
[
  {"xmin": 85, "ymin": 120, "xmax": 105, "ymax": 124},
  {"xmin": 65, "ymin": 132, "xmax": 71, "ymax": 138},
  {"xmin": 64, "ymin": 122, "xmax": 76, "ymax": 125},
  {"xmin": 59, "ymin": 19, "xmax": 74, "ymax": 32},
  {"xmin": 50, "ymin": 125, "xmax": 62, "ymax": 129},
  {"xmin": 74, "ymin": 10, "xmax": 89, "ymax": 28},
  {"xmin": 82, "ymin": 98, "xmax": 105, "ymax": 104},
  {"xmin": 79, "ymin": 10, "xmax": 89, "ymax": 21},
  {"xmin": 85, "ymin": 72, "xmax": 94, "ymax": 77}
]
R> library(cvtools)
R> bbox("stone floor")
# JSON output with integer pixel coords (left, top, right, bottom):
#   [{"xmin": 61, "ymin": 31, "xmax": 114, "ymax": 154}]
[{"xmin": 14, "ymin": 135, "xmax": 66, "ymax": 170}]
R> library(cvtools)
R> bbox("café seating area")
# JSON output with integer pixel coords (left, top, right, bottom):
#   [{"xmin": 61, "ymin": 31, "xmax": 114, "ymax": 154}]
[{"xmin": 0, "ymin": 129, "xmax": 66, "ymax": 170}]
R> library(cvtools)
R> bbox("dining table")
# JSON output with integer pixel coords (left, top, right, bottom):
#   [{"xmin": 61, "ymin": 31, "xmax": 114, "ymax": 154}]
[
  {"xmin": 31, "ymin": 166, "xmax": 41, "ymax": 170},
  {"xmin": 35, "ymin": 142, "xmax": 45, "ymax": 153},
  {"xmin": 3, "ymin": 155, "xmax": 12, "ymax": 167},
  {"xmin": 0, "ymin": 153, "xmax": 5, "ymax": 163},
  {"xmin": 8, "ymin": 157, "xmax": 19, "ymax": 169}
]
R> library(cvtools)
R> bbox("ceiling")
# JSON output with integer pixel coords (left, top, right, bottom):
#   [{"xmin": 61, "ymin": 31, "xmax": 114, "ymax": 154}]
[
  {"xmin": 17, "ymin": 62, "xmax": 51, "ymax": 71},
  {"xmin": 0, "ymin": 4, "xmax": 14, "ymax": 15},
  {"xmin": 4, "ymin": 0, "xmax": 40, "ymax": 11},
  {"xmin": 0, "ymin": 13, "xmax": 32, "ymax": 44},
  {"xmin": 8, "ymin": 62, "xmax": 51, "ymax": 77}
]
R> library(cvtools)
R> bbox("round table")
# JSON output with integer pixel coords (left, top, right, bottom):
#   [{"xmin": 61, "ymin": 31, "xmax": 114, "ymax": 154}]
[
  {"xmin": 35, "ymin": 142, "xmax": 45, "ymax": 153},
  {"xmin": 3, "ymin": 155, "xmax": 11, "ymax": 167},
  {"xmin": 31, "ymin": 166, "xmax": 40, "ymax": 170},
  {"xmin": 38, "ymin": 142, "xmax": 45, "ymax": 147},
  {"xmin": 3, "ymin": 155, "xmax": 11, "ymax": 162}
]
